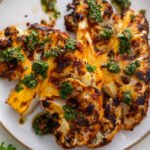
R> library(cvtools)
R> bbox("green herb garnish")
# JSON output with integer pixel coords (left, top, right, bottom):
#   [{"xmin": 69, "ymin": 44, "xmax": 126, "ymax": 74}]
[
  {"xmin": 111, "ymin": 0, "xmax": 130, "ymax": 11},
  {"xmin": 39, "ymin": 38, "xmax": 51, "ymax": 46},
  {"xmin": 44, "ymin": 47, "xmax": 64, "ymax": 58},
  {"xmin": 64, "ymin": 38, "xmax": 76, "ymax": 51},
  {"xmin": 63, "ymin": 105, "xmax": 77, "ymax": 120},
  {"xmin": 118, "ymin": 29, "xmax": 132, "ymax": 54},
  {"xmin": 32, "ymin": 60, "xmax": 49, "ymax": 78},
  {"xmin": 87, "ymin": 0, "xmax": 103, "ymax": 23},
  {"xmin": 22, "ymin": 74, "xmax": 38, "ymax": 89},
  {"xmin": 139, "ymin": 9, "xmax": 146, "ymax": 16},
  {"xmin": 106, "ymin": 60, "xmax": 120, "ymax": 73},
  {"xmin": 130, "ymin": 14, "xmax": 136, "ymax": 21},
  {"xmin": 32, "ymin": 112, "xmax": 57, "ymax": 135},
  {"xmin": 59, "ymin": 81, "xmax": 73, "ymax": 99},
  {"xmin": 25, "ymin": 30, "xmax": 38, "ymax": 51},
  {"xmin": 44, "ymin": 38, "xmax": 76, "ymax": 58},
  {"xmin": 0, "ymin": 47, "xmax": 25, "ymax": 63},
  {"xmin": 123, "ymin": 91, "xmax": 132, "ymax": 105},
  {"xmin": 54, "ymin": 10, "xmax": 61, "ymax": 19},
  {"xmin": 44, "ymin": 51, "xmax": 52, "ymax": 58},
  {"xmin": 41, "ymin": 0, "xmax": 60, "ymax": 19},
  {"xmin": 15, "ymin": 83, "xmax": 24, "ymax": 92},
  {"xmin": 124, "ymin": 61, "xmax": 140, "ymax": 76},
  {"xmin": 86, "ymin": 64, "xmax": 97, "ymax": 73},
  {"xmin": 100, "ymin": 27, "xmax": 113, "ymax": 40},
  {"xmin": 0, "ymin": 142, "xmax": 16, "ymax": 150}
]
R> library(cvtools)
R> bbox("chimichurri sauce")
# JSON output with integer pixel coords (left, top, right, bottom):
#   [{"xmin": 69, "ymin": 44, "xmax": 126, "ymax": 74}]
[
  {"xmin": 41, "ymin": 0, "xmax": 60, "ymax": 26},
  {"xmin": 111, "ymin": 0, "xmax": 131, "ymax": 13}
]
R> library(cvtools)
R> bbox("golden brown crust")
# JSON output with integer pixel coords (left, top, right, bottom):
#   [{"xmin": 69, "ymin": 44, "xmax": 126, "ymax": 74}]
[
  {"xmin": 0, "ymin": 0, "xmax": 149, "ymax": 149},
  {"xmin": 65, "ymin": 0, "xmax": 150, "ymax": 148}
]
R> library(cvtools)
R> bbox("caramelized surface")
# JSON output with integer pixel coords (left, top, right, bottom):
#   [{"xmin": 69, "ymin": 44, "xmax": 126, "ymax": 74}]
[{"xmin": 0, "ymin": 0, "xmax": 149, "ymax": 149}]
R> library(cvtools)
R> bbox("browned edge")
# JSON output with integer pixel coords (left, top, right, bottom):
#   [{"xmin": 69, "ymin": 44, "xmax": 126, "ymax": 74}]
[{"xmin": 1, "ymin": 120, "xmax": 150, "ymax": 150}]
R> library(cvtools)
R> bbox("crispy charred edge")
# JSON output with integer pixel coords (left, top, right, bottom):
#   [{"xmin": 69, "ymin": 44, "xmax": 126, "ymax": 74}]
[
  {"xmin": 4, "ymin": 26, "xmax": 19, "ymax": 37},
  {"xmin": 117, "ymin": 9, "xmax": 150, "ymax": 130},
  {"xmin": 25, "ymin": 23, "xmax": 68, "ymax": 57},
  {"xmin": 136, "ymin": 11, "xmax": 149, "ymax": 36},
  {"xmin": 88, "ymin": 91, "xmax": 122, "ymax": 148},
  {"xmin": 0, "ymin": 64, "xmax": 24, "ymax": 80},
  {"xmin": 100, "ymin": 0, "xmax": 114, "ymax": 20},
  {"xmin": 122, "ymin": 87, "xmax": 150, "ymax": 131},
  {"xmin": 41, "ymin": 82, "xmax": 103, "ymax": 149},
  {"xmin": 88, "ymin": 119, "xmax": 122, "ymax": 148},
  {"xmin": 0, "ymin": 38, "xmax": 12, "ymax": 50},
  {"xmin": 64, "ymin": 0, "xmax": 84, "ymax": 32},
  {"xmin": 64, "ymin": 0, "xmax": 114, "ymax": 32},
  {"xmin": 27, "ymin": 23, "xmax": 68, "ymax": 39},
  {"xmin": 52, "ymin": 54, "xmax": 85, "ymax": 76},
  {"xmin": 0, "ymin": 26, "xmax": 20, "ymax": 50},
  {"xmin": 101, "ymin": 99, "xmax": 122, "ymax": 145},
  {"xmin": 0, "ymin": 24, "xmax": 43, "ymax": 80},
  {"xmin": 64, "ymin": 13, "xmax": 79, "ymax": 32},
  {"xmin": 28, "ymin": 23, "xmax": 72, "ymax": 42},
  {"xmin": 56, "ymin": 102, "xmax": 101, "ymax": 148},
  {"xmin": 0, "ymin": 27, "xmax": 24, "ymax": 80},
  {"xmin": 122, "ymin": 13, "xmax": 150, "ymax": 131},
  {"xmin": 121, "ymin": 9, "xmax": 149, "ymax": 34}
]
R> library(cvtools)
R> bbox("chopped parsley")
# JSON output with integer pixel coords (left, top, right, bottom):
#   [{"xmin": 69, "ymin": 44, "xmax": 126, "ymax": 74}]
[
  {"xmin": 118, "ymin": 29, "xmax": 132, "ymax": 54},
  {"xmin": 86, "ymin": 64, "xmax": 97, "ymax": 73},
  {"xmin": 53, "ymin": 10, "xmax": 61, "ymax": 19},
  {"xmin": 112, "ymin": 0, "xmax": 130, "ymax": 11},
  {"xmin": 32, "ymin": 60, "xmax": 49, "ymax": 78},
  {"xmin": 139, "ymin": 9, "xmax": 146, "ymax": 16},
  {"xmin": 87, "ymin": 0, "xmax": 103, "ymax": 23},
  {"xmin": 130, "ymin": 14, "xmax": 136, "ymax": 21},
  {"xmin": 44, "ymin": 47, "xmax": 65, "ymax": 58},
  {"xmin": 0, "ymin": 142, "xmax": 16, "ymax": 150},
  {"xmin": 100, "ymin": 27, "xmax": 113, "ymax": 40},
  {"xmin": 59, "ymin": 81, "xmax": 73, "ymax": 99},
  {"xmin": 41, "ymin": 0, "xmax": 60, "ymax": 19},
  {"xmin": 25, "ymin": 30, "xmax": 39, "ymax": 51},
  {"xmin": 63, "ymin": 105, "xmax": 77, "ymax": 120},
  {"xmin": 32, "ymin": 112, "xmax": 58, "ymax": 135},
  {"xmin": 39, "ymin": 38, "xmax": 51, "ymax": 46},
  {"xmin": 124, "ymin": 61, "xmax": 140, "ymax": 76},
  {"xmin": 44, "ymin": 38, "xmax": 76, "ymax": 58},
  {"xmin": 0, "ymin": 47, "xmax": 25, "ymax": 63},
  {"xmin": 64, "ymin": 38, "xmax": 76, "ymax": 51},
  {"xmin": 106, "ymin": 60, "xmax": 120, "ymax": 73},
  {"xmin": 123, "ymin": 91, "xmax": 132, "ymax": 105},
  {"xmin": 15, "ymin": 83, "xmax": 24, "ymax": 92},
  {"xmin": 22, "ymin": 74, "xmax": 38, "ymax": 89},
  {"xmin": 44, "ymin": 51, "xmax": 52, "ymax": 58}
]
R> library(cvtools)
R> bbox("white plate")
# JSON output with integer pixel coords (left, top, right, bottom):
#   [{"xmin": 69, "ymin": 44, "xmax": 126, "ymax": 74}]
[{"xmin": 0, "ymin": 0, "xmax": 150, "ymax": 150}]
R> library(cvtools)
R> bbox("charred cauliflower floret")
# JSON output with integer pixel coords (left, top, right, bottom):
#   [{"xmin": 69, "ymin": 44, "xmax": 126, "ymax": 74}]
[
  {"xmin": 65, "ymin": 0, "xmax": 150, "ymax": 147},
  {"xmin": 41, "ymin": 78, "xmax": 103, "ymax": 148}
]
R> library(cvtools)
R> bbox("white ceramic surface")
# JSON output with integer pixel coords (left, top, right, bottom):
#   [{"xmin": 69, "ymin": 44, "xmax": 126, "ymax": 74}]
[{"xmin": 0, "ymin": 0, "xmax": 150, "ymax": 150}]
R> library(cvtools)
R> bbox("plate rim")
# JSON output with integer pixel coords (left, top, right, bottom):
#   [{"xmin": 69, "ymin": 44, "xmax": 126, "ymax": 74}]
[
  {"xmin": 0, "ymin": 121, "xmax": 32, "ymax": 150},
  {"xmin": 1, "ymin": 121, "xmax": 150, "ymax": 150}
]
